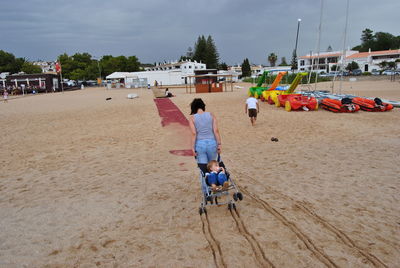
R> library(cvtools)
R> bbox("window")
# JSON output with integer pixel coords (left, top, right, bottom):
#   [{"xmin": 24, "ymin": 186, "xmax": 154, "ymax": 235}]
[
  {"xmin": 189, "ymin": 66, "xmax": 192, "ymax": 68},
  {"xmin": 327, "ymin": 57, "xmax": 338, "ymax": 63},
  {"xmin": 300, "ymin": 60, "xmax": 305, "ymax": 66}
]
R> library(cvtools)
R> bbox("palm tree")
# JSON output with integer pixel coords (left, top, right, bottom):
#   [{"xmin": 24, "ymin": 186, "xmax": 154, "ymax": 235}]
[{"xmin": 268, "ymin": 53, "xmax": 278, "ymax": 67}]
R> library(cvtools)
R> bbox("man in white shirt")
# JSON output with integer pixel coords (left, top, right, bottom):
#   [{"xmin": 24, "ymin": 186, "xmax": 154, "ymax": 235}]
[{"xmin": 245, "ymin": 96, "xmax": 259, "ymax": 126}]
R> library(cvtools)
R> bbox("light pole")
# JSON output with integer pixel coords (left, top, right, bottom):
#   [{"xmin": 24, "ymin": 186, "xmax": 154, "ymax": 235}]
[
  {"xmin": 294, "ymin": 18, "xmax": 301, "ymax": 54},
  {"xmin": 93, "ymin": 56, "xmax": 102, "ymax": 85},
  {"xmin": 292, "ymin": 18, "xmax": 301, "ymax": 72},
  {"xmin": 97, "ymin": 60, "xmax": 101, "ymax": 83}
]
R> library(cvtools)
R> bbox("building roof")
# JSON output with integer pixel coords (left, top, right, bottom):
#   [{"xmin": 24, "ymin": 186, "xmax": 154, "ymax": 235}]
[
  {"xmin": 346, "ymin": 49, "xmax": 400, "ymax": 59},
  {"xmin": 299, "ymin": 53, "xmax": 342, "ymax": 59},
  {"xmin": 152, "ymin": 60, "xmax": 204, "ymax": 68},
  {"xmin": 106, "ymin": 72, "xmax": 138, "ymax": 79}
]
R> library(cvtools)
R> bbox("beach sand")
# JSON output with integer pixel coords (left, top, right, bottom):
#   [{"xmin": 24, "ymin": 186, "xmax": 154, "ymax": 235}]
[{"xmin": 0, "ymin": 79, "xmax": 399, "ymax": 267}]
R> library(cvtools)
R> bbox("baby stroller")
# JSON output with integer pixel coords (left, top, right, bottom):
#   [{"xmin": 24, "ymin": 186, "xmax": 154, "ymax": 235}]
[{"xmin": 198, "ymin": 154, "xmax": 243, "ymax": 215}]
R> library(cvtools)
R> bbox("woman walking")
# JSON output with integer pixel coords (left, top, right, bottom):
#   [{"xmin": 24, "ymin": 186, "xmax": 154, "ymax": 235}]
[{"xmin": 188, "ymin": 98, "xmax": 222, "ymax": 172}]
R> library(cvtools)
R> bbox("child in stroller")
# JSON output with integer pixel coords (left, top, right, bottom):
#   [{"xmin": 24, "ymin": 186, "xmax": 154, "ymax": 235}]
[
  {"xmin": 198, "ymin": 154, "xmax": 243, "ymax": 214},
  {"xmin": 207, "ymin": 160, "xmax": 230, "ymax": 192}
]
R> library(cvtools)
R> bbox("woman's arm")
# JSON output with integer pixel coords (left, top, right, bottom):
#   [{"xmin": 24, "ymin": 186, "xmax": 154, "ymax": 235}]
[
  {"xmin": 188, "ymin": 115, "xmax": 197, "ymax": 156},
  {"xmin": 211, "ymin": 113, "xmax": 222, "ymax": 153}
]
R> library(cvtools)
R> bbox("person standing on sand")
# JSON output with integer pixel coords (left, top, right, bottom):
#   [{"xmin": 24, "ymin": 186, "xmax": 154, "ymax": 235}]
[
  {"xmin": 3, "ymin": 89, "xmax": 8, "ymax": 103},
  {"xmin": 245, "ymin": 96, "xmax": 259, "ymax": 126},
  {"xmin": 189, "ymin": 98, "xmax": 222, "ymax": 172}
]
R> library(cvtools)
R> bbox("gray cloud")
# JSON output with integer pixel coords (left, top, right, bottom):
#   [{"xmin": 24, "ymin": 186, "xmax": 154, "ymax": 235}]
[{"xmin": 1, "ymin": 0, "xmax": 399, "ymax": 65}]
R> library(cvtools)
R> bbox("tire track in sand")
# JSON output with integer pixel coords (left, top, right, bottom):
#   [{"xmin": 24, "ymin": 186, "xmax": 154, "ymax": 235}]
[
  {"xmin": 229, "ymin": 207, "xmax": 275, "ymax": 268},
  {"xmin": 240, "ymin": 187, "xmax": 339, "ymax": 267},
  {"xmin": 229, "ymin": 165, "xmax": 387, "ymax": 267},
  {"xmin": 295, "ymin": 203, "xmax": 388, "ymax": 268},
  {"xmin": 200, "ymin": 213, "xmax": 227, "ymax": 268}
]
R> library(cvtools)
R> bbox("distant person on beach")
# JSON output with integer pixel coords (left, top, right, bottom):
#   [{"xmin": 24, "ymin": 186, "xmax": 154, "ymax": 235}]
[
  {"xmin": 189, "ymin": 98, "xmax": 222, "ymax": 171},
  {"xmin": 3, "ymin": 89, "xmax": 8, "ymax": 103},
  {"xmin": 207, "ymin": 160, "xmax": 229, "ymax": 192},
  {"xmin": 245, "ymin": 96, "xmax": 259, "ymax": 126},
  {"xmin": 165, "ymin": 88, "xmax": 173, "ymax": 97}
]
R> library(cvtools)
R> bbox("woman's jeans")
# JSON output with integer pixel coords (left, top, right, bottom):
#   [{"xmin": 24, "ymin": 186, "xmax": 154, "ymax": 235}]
[
  {"xmin": 195, "ymin": 139, "xmax": 217, "ymax": 164},
  {"xmin": 208, "ymin": 172, "xmax": 227, "ymax": 186}
]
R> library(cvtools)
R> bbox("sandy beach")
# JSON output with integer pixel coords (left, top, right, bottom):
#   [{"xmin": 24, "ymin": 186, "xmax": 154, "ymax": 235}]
[{"xmin": 0, "ymin": 79, "xmax": 399, "ymax": 267}]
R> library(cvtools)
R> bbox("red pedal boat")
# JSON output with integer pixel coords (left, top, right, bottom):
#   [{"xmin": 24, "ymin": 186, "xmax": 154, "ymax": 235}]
[
  {"xmin": 321, "ymin": 98, "xmax": 360, "ymax": 113},
  {"xmin": 277, "ymin": 95, "xmax": 318, "ymax": 111},
  {"xmin": 352, "ymin": 97, "xmax": 393, "ymax": 112}
]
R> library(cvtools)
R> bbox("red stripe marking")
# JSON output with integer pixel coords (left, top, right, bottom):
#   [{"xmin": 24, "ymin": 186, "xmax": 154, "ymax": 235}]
[
  {"xmin": 153, "ymin": 98, "xmax": 193, "ymax": 156},
  {"xmin": 153, "ymin": 98, "xmax": 189, "ymax": 126}
]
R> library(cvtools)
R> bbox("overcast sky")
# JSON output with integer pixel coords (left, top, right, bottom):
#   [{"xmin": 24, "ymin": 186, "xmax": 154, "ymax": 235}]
[{"xmin": 1, "ymin": 0, "xmax": 399, "ymax": 65}]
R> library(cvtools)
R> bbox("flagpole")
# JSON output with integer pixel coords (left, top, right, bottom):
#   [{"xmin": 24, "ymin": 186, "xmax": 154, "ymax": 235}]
[
  {"xmin": 57, "ymin": 61, "xmax": 64, "ymax": 93},
  {"xmin": 339, "ymin": 0, "xmax": 350, "ymax": 95},
  {"xmin": 314, "ymin": 0, "xmax": 324, "ymax": 91},
  {"xmin": 60, "ymin": 69, "xmax": 64, "ymax": 93}
]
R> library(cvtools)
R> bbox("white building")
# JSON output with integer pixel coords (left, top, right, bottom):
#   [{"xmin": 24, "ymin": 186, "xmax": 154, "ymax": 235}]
[
  {"xmin": 298, "ymin": 49, "xmax": 400, "ymax": 73},
  {"xmin": 257, "ymin": 66, "xmax": 292, "ymax": 75},
  {"xmin": 228, "ymin": 65, "xmax": 242, "ymax": 74},
  {"xmin": 32, "ymin": 61, "xmax": 56, "ymax": 73},
  {"xmin": 107, "ymin": 60, "xmax": 206, "ymax": 86},
  {"xmin": 298, "ymin": 50, "xmax": 358, "ymax": 73},
  {"xmin": 145, "ymin": 60, "xmax": 206, "ymax": 74},
  {"xmin": 106, "ymin": 70, "xmax": 187, "ymax": 87},
  {"xmin": 344, "ymin": 49, "xmax": 400, "ymax": 72}
]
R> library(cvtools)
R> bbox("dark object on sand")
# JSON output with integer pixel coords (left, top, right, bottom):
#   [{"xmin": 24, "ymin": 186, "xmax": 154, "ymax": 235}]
[
  {"xmin": 271, "ymin": 137, "xmax": 279, "ymax": 142},
  {"xmin": 106, "ymin": 97, "xmax": 112, "ymax": 101}
]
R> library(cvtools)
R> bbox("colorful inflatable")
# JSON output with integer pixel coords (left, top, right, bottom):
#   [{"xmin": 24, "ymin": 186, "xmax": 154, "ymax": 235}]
[
  {"xmin": 352, "ymin": 97, "xmax": 393, "ymax": 112},
  {"xmin": 275, "ymin": 94, "xmax": 301, "ymax": 107},
  {"xmin": 321, "ymin": 98, "xmax": 360, "ymax": 113},
  {"xmin": 277, "ymin": 95, "xmax": 318, "ymax": 111},
  {"xmin": 265, "ymin": 72, "xmax": 308, "ymax": 104},
  {"xmin": 248, "ymin": 71, "xmax": 287, "ymax": 99}
]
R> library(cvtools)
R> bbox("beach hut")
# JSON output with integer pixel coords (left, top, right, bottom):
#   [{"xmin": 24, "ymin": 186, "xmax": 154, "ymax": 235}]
[
  {"xmin": 5, "ymin": 73, "xmax": 61, "ymax": 93},
  {"xmin": 185, "ymin": 69, "xmax": 236, "ymax": 93}
]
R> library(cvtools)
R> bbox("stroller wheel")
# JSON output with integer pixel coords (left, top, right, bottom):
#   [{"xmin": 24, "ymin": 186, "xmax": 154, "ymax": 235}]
[
  {"xmin": 233, "ymin": 193, "xmax": 238, "ymax": 201},
  {"xmin": 199, "ymin": 207, "xmax": 207, "ymax": 215},
  {"xmin": 237, "ymin": 192, "xmax": 243, "ymax": 201}
]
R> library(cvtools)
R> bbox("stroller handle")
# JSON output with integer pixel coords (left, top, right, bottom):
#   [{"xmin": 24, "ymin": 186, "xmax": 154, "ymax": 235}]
[{"xmin": 194, "ymin": 153, "xmax": 222, "ymax": 162}]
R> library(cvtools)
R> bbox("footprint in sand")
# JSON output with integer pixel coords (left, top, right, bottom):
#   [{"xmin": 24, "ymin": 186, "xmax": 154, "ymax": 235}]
[{"xmin": 102, "ymin": 240, "xmax": 116, "ymax": 248}]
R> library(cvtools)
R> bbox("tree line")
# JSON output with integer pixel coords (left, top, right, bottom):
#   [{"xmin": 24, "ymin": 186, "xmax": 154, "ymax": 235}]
[
  {"xmin": 241, "ymin": 54, "xmax": 289, "ymax": 77},
  {"xmin": 352, "ymin": 28, "xmax": 400, "ymax": 52},
  {"xmin": 1, "ymin": 34, "xmax": 223, "ymax": 80},
  {"xmin": 0, "ymin": 50, "xmax": 142, "ymax": 80},
  {"xmin": 0, "ymin": 50, "xmax": 42, "ymax": 74},
  {"xmin": 180, "ymin": 35, "xmax": 226, "ymax": 70},
  {"xmin": 58, "ymin": 53, "xmax": 141, "ymax": 80}
]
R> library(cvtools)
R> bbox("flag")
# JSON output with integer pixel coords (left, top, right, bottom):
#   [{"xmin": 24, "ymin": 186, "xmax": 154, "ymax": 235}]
[{"xmin": 55, "ymin": 62, "xmax": 62, "ymax": 73}]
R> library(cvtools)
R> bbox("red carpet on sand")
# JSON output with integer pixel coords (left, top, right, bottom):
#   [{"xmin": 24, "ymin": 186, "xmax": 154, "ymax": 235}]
[
  {"xmin": 154, "ymin": 98, "xmax": 193, "ymax": 156},
  {"xmin": 153, "ymin": 98, "xmax": 189, "ymax": 127}
]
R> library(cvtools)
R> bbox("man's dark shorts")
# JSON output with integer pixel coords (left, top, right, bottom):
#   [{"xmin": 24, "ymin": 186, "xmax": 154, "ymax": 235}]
[{"xmin": 248, "ymin": 108, "xmax": 257, "ymax": 118}]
